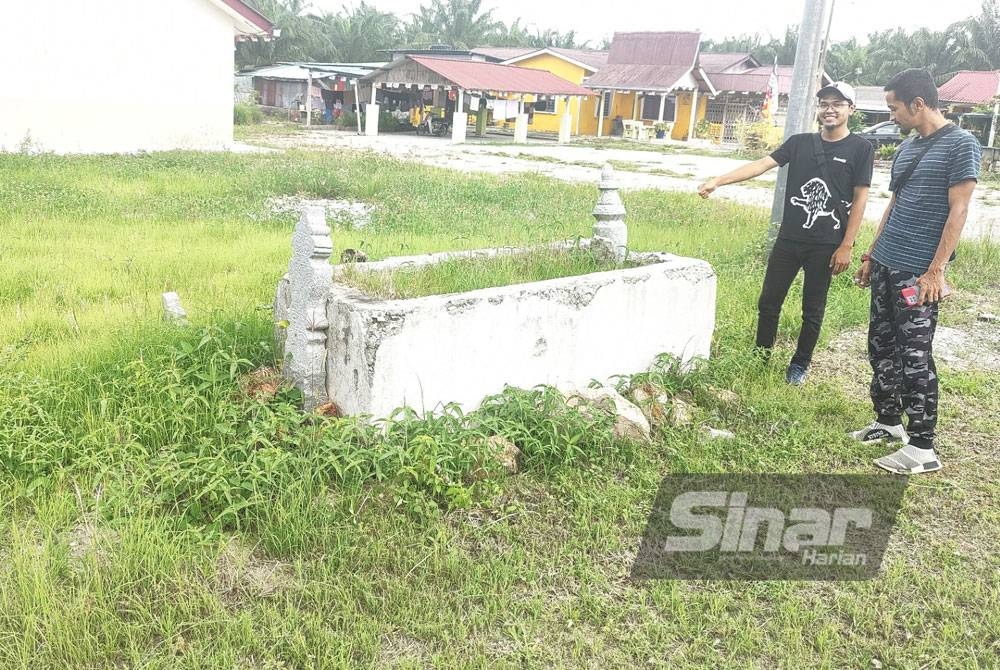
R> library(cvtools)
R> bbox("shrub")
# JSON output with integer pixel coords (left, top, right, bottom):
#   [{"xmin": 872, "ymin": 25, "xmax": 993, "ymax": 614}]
[
  {"xmin": 233, "ymin": 103, "xmax": 263, "ymax": 125},
  {"xmin": 378, "ymin": 111, "xmax": 404, "ymax": 132},
  {"xmin": 736, "ymin": 120, "xmax": 781, "ymax": 157},
  {"xmin": 694, "ymin": 118, "xmax": 712, "ymax": 139},
  {"xmin": 335, "ymin": 111, "xmax": 358, "ymax": 129},
  {"xmin": 878, "ymin": 144, "xmax": 897, "ymax": 161},
  {"xmin": 848, "ymin": 110, "xmax": 866, "ymax": 133}
]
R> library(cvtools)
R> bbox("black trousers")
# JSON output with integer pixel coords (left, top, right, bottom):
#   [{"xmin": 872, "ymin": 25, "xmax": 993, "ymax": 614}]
[{"xmin": 756, "ymin": 238, "xmax": 839, "ymax": 367}]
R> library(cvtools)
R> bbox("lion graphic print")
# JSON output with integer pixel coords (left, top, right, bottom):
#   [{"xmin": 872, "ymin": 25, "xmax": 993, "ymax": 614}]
[{"xmin": 789, "ymin": 177, "xmax": 850, "ymax": 230}]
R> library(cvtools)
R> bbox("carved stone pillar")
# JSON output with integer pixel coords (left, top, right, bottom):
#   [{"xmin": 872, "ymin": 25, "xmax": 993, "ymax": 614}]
[
  {"xmin": 592, "ymin": 164, "xmax": 628, "ymax": 263},
  {"xmin": 280, "ymin": 206, "xmax": 332, "ymax": 409}
]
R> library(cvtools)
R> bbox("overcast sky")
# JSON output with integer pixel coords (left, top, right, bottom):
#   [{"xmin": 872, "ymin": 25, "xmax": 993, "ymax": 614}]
[{"xmin": 308, "ymin": 0, "xmax": 985, "ymax": 45}]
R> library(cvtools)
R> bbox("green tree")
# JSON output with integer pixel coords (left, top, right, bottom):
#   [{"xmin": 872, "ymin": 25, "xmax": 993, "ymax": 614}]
[
  {"xmin": 950, "ymin": 0, "xmax": 1000, "ymax": 69},
  {"xmin": 527, "ymin": 29, "xmax": 585, "ymax": 49},
  {"xmin": 826, "ymin": 38, "xmax": 874, "ymax": 84},
  {"xmin": 867, "ymin": 28, "xmax": 972, "ymax": 84},
  {"xmin": 312, "ymin": 3, "xmax": 400, "ymax": 62},
  {"xmin": 491, "ymin": 18, "xmax": 532, "ymax": 47},
  {"xmin": 402, "ymin": 0, "xmax": 502, "ymax": 49},
  {"xmin": 236, "ymin": 0, "xmax": 326, "ymax": 68},
  {"xmin": 702, "ymin": 28, "xmax": 798, "ymax": 66}
]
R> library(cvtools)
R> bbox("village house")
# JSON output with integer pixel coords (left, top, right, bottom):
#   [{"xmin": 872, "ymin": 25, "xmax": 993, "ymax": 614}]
[
  {"xmin": 584, "ymin": 32, "xmax": 716, "ymax": 141},
  {"xmin": 492, "ymin": 48, "xmax": 609, "ymax": 136},
  {"xmin": 236, "ymin": 62, "xmax": 384, "ymax": 123},
  {"xmin": 1, "ymin": 0, "xmax": 273, "ymax": 153},
  {"xmin": 698, "ymin": 52, "xmax": 832, "ymax": 143},
  {"xmin": 360, "ymin": 55, "xmax": 595, "ymax": 143},
  {"xmin": 938, "ymin": 70, "xmax": 1000, "ymax": 148}
]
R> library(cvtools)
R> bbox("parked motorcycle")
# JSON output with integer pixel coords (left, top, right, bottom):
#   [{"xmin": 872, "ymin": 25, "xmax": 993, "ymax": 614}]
[{"xmin": 416, "ymin": 112, "xmax": 450, "ymax": 137}]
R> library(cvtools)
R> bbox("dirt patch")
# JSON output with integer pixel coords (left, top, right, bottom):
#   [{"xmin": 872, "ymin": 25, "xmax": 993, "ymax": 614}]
[
  {"xmin": 820, "ymin": 317, "xmax": 1000, "ymax": 374},
  {"xmin": 239, "ymin": 366, "xmax": 284, "ymax": 401},
  {"xmin": 215, "ymin": 538, "xmax": 296, "ymax": 604},
  {"xmin": 66, "ymin": 516, "xmax": 119, "ymax": 565},
  {"xmin": 377, "ymin": 634, "xmax": 432, "ymax": 668}
]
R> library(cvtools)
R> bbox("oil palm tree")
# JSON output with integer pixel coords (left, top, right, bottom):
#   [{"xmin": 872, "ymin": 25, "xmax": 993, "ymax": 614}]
[
  {"xmin": 950, "ymin": 0, "xmax": 1000, "ymax": 69},
  {"xmin": 313, "ymin": 3, "xmax": 400, "ymax": 62},
  {"xmin": 236, "ymin": 0, "xmax": 326, "ymax": 68},
  {"xmin": 402, "ymin": 0, "xmax": 502, "ymax": 49},
  {"xmin": 867, "ymin": 28, "xmax": 976, "ymax": 84}
]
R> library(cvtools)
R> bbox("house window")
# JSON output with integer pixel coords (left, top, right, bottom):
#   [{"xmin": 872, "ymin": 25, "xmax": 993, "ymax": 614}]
[
  {"xmin": 594, "ymin": 92, "xmax": 612, "ymax": 117},
  {"xmin": 641, "ymin": 94, "xmax": 676, "ymax": 121},
  {"xmin": 535, "ymin": 97, "xmax": 558, "ymax": 114}
]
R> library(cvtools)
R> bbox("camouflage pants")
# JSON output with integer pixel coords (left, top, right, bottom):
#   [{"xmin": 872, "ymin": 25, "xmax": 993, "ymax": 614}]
[{"xmin": 867, "ymin": 261, "xmax": 939, "ymax": 448}]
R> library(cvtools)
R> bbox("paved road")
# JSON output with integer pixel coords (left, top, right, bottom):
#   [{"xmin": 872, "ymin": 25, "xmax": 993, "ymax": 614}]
[{"xmin": 251, "ymin": 128, "xmax": 1000, "ymax": 241}]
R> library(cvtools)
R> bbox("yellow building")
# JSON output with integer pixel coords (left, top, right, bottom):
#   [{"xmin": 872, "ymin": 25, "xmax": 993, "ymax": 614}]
[
  {"xmin": 499, "ymin": 48, "xmax": 608, "ymax": 136},
  {"xmin": 584, "ymin": 32, "xmax": 716, "ymax": 140}
]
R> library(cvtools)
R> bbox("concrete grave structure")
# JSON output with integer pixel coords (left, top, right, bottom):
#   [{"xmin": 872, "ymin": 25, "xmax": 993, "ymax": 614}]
[{"xmin": 276, "ymin": 166, "xmax": 716, "ymax": 417}]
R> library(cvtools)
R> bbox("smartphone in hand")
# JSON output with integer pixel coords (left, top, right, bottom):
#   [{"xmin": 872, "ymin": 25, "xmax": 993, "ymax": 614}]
[{"xmin": 901, "ymin": 281, "xmax": 952, "ymax": 307}]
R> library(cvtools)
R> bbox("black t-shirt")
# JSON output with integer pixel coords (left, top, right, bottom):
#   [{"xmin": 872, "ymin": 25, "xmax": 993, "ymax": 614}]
[{"xmin": 769, "ymin": 133, "xmax": 875, "ymax": 245}]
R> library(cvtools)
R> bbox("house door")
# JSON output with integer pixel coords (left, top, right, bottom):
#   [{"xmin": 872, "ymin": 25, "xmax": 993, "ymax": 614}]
[{"xmin": 706, "ymin": 94, "xmax": 756, "ymax": 145}]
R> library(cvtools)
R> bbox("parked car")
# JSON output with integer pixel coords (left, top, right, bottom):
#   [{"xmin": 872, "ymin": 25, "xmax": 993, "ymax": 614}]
[{"xmin": 857, "ymin": 121, "xmax": 905, "ymax": 148}]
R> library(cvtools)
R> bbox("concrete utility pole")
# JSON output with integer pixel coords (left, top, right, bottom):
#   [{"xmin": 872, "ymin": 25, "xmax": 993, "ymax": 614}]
[
  {"xmin": 767, "ymin": 0, "xmax": 836, "ymax": 247},
  {"xmin": 988, "ymin": 99, "xmax": 999, "ymax": 149},
  {"xmin": 305, "ymin": 69, "xmax": 313, "ymax": 127}
]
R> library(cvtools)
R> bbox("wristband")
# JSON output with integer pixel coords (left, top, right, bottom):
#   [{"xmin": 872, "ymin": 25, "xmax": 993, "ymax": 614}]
[{"xmin": 861, "ymin": 253, "xmax": 871, "ymax": 262}]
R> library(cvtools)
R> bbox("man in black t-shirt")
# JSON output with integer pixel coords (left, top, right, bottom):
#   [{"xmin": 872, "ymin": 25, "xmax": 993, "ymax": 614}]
[{"xmin": 698, "ymin": 82, "xmax": 875, "ymax": 385}]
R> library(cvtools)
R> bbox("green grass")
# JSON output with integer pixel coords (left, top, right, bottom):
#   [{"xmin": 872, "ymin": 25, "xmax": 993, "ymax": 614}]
[
  {"xmin": 1, "ymin": 149, "xmax": 999, "ymax": 669},
  {"xmin": 338, "ymin": 246, "xmax": 638, "ymax": 299}
]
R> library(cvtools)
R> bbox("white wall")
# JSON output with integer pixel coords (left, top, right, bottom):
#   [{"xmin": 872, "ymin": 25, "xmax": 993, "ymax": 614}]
[
  {"xmin": 324, "ymin": 250, "xmax": 717, "ymax": 418},
  {"xmin": 0, "ymin": 0, "xmax": 237, "ymax": 153}
]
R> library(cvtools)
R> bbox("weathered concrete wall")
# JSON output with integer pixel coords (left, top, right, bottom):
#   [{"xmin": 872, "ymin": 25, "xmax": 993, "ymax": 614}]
[
  {"xmin": 325, "ymin": 249, "xmax": 716, "ymax": 418},
  {"xmin": 1, "ymin": 0, "xmax": 237, "ymax": 153}
]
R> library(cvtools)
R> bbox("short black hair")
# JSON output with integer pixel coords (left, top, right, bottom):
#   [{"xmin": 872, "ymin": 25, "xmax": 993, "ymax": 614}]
[{"xmin": 884, "ymin": 69, "xmax": 939, "ymax": 108}]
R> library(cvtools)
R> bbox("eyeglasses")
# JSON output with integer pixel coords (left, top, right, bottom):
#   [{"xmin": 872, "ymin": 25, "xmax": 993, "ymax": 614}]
[{"xmin": 816, "ymin": 101, "xmax": 850, "ymax": 110}]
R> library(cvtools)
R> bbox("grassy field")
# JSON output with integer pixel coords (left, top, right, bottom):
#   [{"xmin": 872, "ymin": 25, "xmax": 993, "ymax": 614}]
[
  {"xmin": 337, "ymin": 246, "xmax": 640, "ymax": 299},
  {"xmin": 1, "ymin": 149, "xmax": 998, "ymax": 669}
]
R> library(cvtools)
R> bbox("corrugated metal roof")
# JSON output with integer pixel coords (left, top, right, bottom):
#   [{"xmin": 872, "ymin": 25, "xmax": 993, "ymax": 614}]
[
  {"xmin": 403, "ymin": 56, "xmax": 596, "ymax": 96},
  {"xmin": 699, "ymin": 53, "xmax": 758, "ymax": 73},
  {"xmin": 296, "ymin": 62, "xmax": 385, "ymax": 77},
  {"xmin": 500, "ymin": 47, "xmax": 609, "ymax": 73},
  {"xmin": 585, "ymin": 64, "xmax": 691, "ymax": 91},
  {"xmin": 854, "ymin": 85, "xmax": 889, "ymax": 112},
  {"xmin": 475, "ymin": 46, "xmax": 608, "ymax": 72},
  {"xmin": 241, "ymin": 62, "xmax": 380, "ymax": 82},
  {"xmin": 606, "ymin": 31, "xmax": 700, "ymax": 66},
  {"xmin": 471, "ymin": 47, "xmax": 536, "ymax": 62},
  {"xmin": 584, "ymin": 32, "xmax": 699, "ymax": 90},
  {"xmin": 550, "ymin": 48, "xmax": 609, "ymax": 71},
  {"xmin": 938, "ymin": 70, "xmax": 1000, "ymax": 104},
  {"xmin": 706, "ymin": 66, "xmax": 829, "ymax": 95}
]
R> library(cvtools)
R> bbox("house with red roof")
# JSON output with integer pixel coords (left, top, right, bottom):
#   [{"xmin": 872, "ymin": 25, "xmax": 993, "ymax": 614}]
[
  {"xmin": 1, "ymin": 0, "xmax": 273, "ymax": 153},
  {"xmin": 938, "ymin": 70, "xmax": 1000, "ymax": 147},
  {"xmin": 582, "ymin": 35, "xmax": 833, "ymax": 143},
  {"xmin": 699, "ymin": 52, "xmax": 832, "ymax": 144},
  {"xmin": 585, "ymin": 32, "xmax": 715, "ymax": 140},
  {"xmin": 361, "ymin": 55, "xmax": 595, "ymax": 142}
]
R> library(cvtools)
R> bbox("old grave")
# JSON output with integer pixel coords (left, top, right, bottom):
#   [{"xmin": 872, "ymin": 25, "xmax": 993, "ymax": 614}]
[{"xmin": 275, "ymin": 165, "xmax": 716, "ymax": 416}]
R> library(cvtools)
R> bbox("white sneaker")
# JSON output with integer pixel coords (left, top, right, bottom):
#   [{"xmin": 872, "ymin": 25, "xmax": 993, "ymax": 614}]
[
  {"xmin": 848, "ymin": 421, "xmax": 909, "ymax": 444},
  {"xmin": 874, "ymin": 444, "xmax": 943, "ymax": 475}
]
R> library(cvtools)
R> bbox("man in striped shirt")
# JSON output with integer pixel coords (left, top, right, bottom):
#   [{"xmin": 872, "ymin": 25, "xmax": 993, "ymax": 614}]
[{"xmin": 852, "ymin": 69, "xmax": 981, "ymax": 474}]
